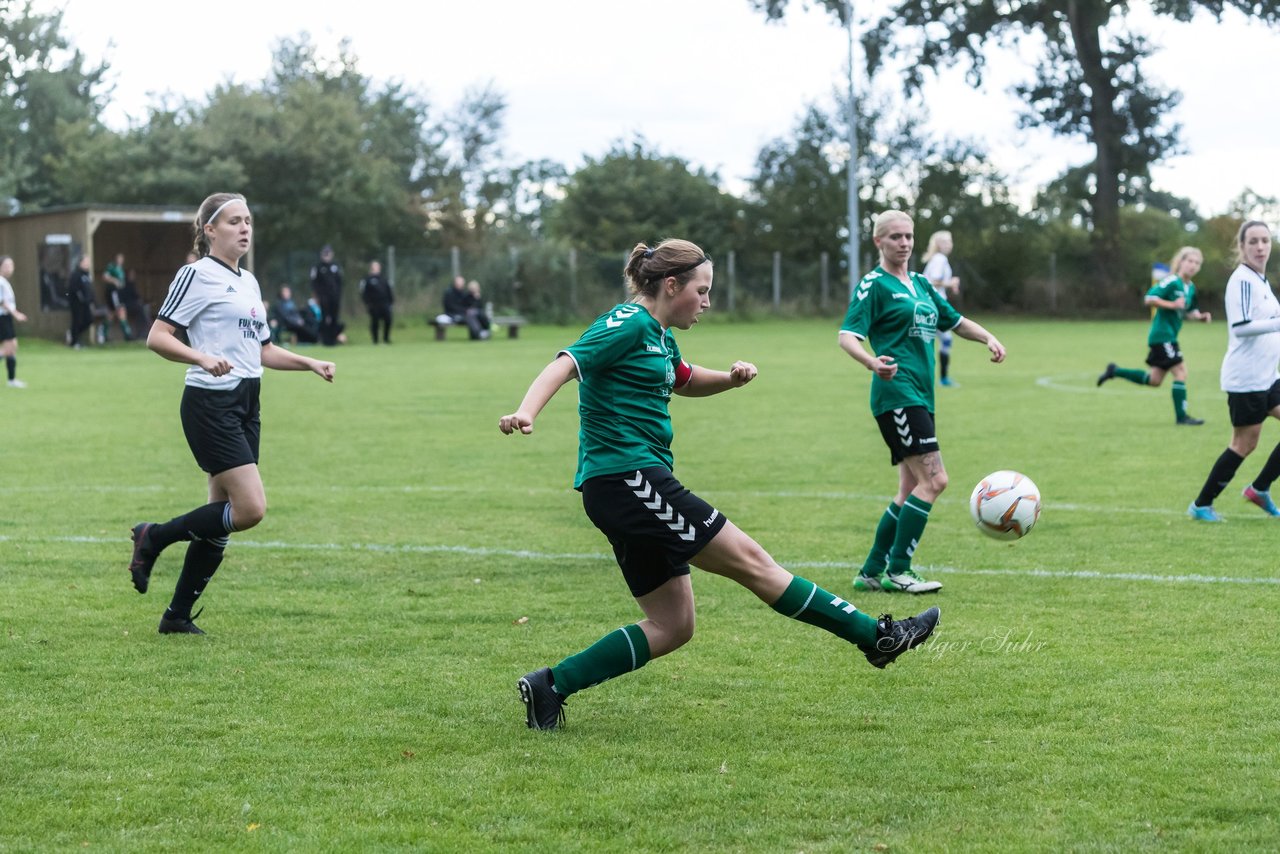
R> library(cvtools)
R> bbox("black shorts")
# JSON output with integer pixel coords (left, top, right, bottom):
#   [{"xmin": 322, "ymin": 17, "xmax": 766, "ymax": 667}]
[
  {"xmin": 581, "ymin": 467, "xmax": 729, "ymax": 598},
  {"xmin": 0, "ymin": 315, "xmax": 14, "ymax": 342},
  {"xmin": 180, "ymin": 378, "xmax": 262, "ymax": 475},
  {"xmin": 1146, "ymin": 342, "xmax": 1183, "ymax": 370},
  {"xmin": 875, "ymin": 407, "xmax": 940, "ymax": 465},
  {"xmin": 1227, "ymin": 380, "xmax": 1280, "ymax": 428}
]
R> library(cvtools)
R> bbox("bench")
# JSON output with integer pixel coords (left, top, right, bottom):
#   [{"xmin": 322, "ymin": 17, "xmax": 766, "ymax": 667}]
[{"xmin": 429, "ymin": 315, "xmax": 527, "ymax": 340}]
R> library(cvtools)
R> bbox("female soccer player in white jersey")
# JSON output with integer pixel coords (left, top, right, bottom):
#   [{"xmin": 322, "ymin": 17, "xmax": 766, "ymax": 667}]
[
  {"xmin": 841, "ymin": 211, "xmax": 1006, "ymax": 594},
  {"xmin": 1189, "ymin": 221, "xmax": 1280, "ymax": 521},
  {"xmin": 500, "ymin": 238, "xmax": 939, "ymax": 731},
  {"xmin": 127, "ymin": 193, "xmax": 336, "ymax": 634},
  {"xmin": 921, "ymin": 230, "xmax": 960, "ymax": 387},
  {"xmin": 0, "ymin": 255, "xmax": 29, "ymax": 387},
  {"xmin": 1096, "ymin": 246, "xmax": 1212, "ymax": 425}
]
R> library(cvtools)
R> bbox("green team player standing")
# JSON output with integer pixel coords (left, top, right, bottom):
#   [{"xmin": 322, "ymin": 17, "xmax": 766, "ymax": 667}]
[
  {"xmin": 1097, "ymin": 246, "xmax": 1212, "ymax": 425},
  {"xmin": 840, "ymin": 211, "xmax": 1007, "ymax": 595}
]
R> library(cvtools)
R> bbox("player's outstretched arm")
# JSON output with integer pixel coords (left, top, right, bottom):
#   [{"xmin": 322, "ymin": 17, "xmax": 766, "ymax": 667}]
[
  {"xmin": 500, "ymin": 354, "xmax": 577, "ymax": 435},
  {"xmin": 674, "ymin": 361, "xmax": 757, "ymax": 397},
  {"xmin": 261, "ymin": 341, "xmax": 335, "ymax": 382},
  {"xmin": 953, "ymin": 318, "xmax": 1006, "ymax": 363}
]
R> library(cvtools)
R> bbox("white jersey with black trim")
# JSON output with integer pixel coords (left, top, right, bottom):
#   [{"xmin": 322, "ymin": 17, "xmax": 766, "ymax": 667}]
[
  {"xmin": 1221, "ymin": 263, "xmax": 1280, "ymax": 393},
  {"xmin": 156, "ymin": 256, "xmax": 271, "ymax": 390},
  {"xmin": 0, "ymin": 276, "xmax": 14, "ymax": 316}
]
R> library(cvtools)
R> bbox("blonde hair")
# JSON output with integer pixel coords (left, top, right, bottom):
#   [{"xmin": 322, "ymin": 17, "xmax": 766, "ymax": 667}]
[
  {"xmin": 192, "ymin": 192, "xmax": 247, "ymax": 258},
  {"xmin": 623, "ymin": 239, "xmax": 710, "ymax": 298},
  {"xmin": 1235, "ymin": 220, "xmax": 1273, "ymax": 266},
  {"xmin": 1168, "ymin": 246, "xmax": 1202, "ymax": 278},
  {"xmin": 872, "ymin": 210, "xmax": 913, "ymax": 241},
  {"xmin": 921, "ymin": 231, "xmax": 952, "ymax": 264}
]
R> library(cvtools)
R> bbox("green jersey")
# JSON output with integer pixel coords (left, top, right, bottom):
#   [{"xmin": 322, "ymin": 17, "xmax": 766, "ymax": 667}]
[
  {"xmin": 840, "ymin": 266, "xmax": 962, "ymax": 416},
  {"xmin": 1146, "ymin": 275, "xmax": 1197, "ymax": 345},
  {"xmin": 561, "ymin": 303, "xmax": 685, "ymax": 488}
]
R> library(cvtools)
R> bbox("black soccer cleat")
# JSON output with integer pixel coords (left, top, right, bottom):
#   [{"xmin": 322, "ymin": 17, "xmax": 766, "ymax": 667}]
[
  {"xmin": 864, "ymin": 607, "xmax": 940, "ymax": 669},
  {"xmin": 1177, "ymin": 416, "xmax": 1205, "ymax": 426},
  {"xmin": 518, "ymin": 667, "xmax": 566, "ymax": 731},
  {"xmin": 159, "ymin": 609, "xmax": 205, "ymax": 635},
  {"xmin": 129, "ymin": 523, "xmax": 157, "ymax": 594},
  {"xmin": 1096, "ymin": 363, "xmax": 1116, "ymax": 386}
]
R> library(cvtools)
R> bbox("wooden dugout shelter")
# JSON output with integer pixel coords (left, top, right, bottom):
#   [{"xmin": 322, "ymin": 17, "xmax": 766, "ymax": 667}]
[{"xmin": 0, "ymin": 204, "xmax": 254, "ymax": 342}]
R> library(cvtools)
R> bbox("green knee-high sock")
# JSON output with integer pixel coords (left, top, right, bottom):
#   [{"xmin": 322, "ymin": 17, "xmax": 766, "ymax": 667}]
[
  {"xmin": 859, "ymin": 503, "xmax": 900, "ymax": 577},
  {"xmin": 770, "ymin": 575, "xmax": 878, "ymax": 648},
  {"xmin": 1114, "ymin": 366, "xmax": 1149, "ymax": 385},
  {"xmin": 887, "ymin": 495, "xmax": 932, "ymax": 575},
  {"xmin": 550, "ymin": 623, "xmax": 651, "ymax": 697},
  {"xmin": 1172, "ymin": 381, "xmax": 1188, "ymax": 420}
]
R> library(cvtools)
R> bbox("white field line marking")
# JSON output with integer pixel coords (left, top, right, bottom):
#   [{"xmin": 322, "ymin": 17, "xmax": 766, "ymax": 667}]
[
  {"xmin": 1036, "ymin": 372, "xmax": 1227, "ymax": 400},
  {"xmin": 9, "ymin": 535, "xmax": 1279, "ymax": 587}
]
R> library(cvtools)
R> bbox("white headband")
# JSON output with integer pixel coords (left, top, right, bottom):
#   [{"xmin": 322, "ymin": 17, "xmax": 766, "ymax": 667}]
[{"xmin": 206, "ymin": 196, "xmax": 247, "ymax": 225}]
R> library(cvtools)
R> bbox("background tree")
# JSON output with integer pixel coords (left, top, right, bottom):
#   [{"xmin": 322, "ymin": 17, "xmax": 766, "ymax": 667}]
[{"xmin": 752, "ymin": 0, "xmax": 1280, "ymax": 305}]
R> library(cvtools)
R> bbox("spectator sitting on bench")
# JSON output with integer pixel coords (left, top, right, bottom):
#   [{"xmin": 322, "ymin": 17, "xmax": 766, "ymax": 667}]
[
  {"xmin": 270, "ymin": 285, "xmax": 319, "ymax": 345},
  {"xmin": 441, "ymin": 275, "xmax": 489, "ymax": 340}
]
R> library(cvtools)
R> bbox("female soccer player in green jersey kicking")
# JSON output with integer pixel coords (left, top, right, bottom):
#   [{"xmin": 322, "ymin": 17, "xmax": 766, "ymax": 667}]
[
  {"xmin": 500, "ymin": 238, "xmax": 939, "ymax": 730},
  {"xmin": 1096, "ymin": 246, "xmax": 1211, "ymax": 425},
  {"xmin": 842, "ymin": 211, "xmax": 1006, "ymax": 595}
]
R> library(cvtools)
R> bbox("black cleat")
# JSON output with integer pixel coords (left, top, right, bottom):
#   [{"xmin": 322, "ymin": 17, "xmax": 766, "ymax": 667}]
[
  {"xmin": 864, "ymin": 607, "xmax": 940, "ymax": 669},
  {"xmin": 158, "ymin": 609, "xmax": 205, "ymax": 635},
  {"xmin": 1177, "ymin": 416, "xmax": 1205, "ymax": 426},
  {"xmin": 518, "ymin": 667, "xmax": 566, "ymax": 730},
  {"xmin": 129, "ymin": 523, "xmax": 157, "ymax": 593},
  {"xmin": 1097, "ymin": 363, "xmax": 1116, "ymax": 386}
]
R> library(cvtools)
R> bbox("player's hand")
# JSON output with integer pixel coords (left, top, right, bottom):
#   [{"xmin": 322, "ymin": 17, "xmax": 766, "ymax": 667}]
[
  {"xmin": 199, "ymin": 354, "xmax": 233, "ymax": 377},
  {"xmin": 986, "ymin": 337, "xmax": 1007, "ymax": 363},
  {"xmin": 871, "ymin": 355, "xmax": 898, "ymax": 380},
  {"xmin": 13, "ymin": 310, "xmax": 27, "ymax": 323},
  {"xmin": 1171, "ymin": 296, "xmax": 1186, "ymax": 310},
  {"xmin": 1202, "ymin": 312, "xmax": 1212, "ymax": 323},
  {"xmin": 728, "ymin": 361, "xmax": 757, "ymax": 387},
  {"xmin": 500, "ymin": 411, "xmax": 535, "ymax": 435},
  {"xmin": 311, "ymin": 360, "xmax": 336, "ymax": 382}
]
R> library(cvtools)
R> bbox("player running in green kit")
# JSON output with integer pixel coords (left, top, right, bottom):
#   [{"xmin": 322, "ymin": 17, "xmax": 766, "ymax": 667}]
[
  {"xmin": 500, "ymin": 238, "xmax": 940, "ymax": 731},
  {"xmin": 841, "ymin": 211, "xmax": 1006, "ymax": 595},
  {"xmin": 1097, "ymin": 246, "xmax": 1212, "ymax": 425}
]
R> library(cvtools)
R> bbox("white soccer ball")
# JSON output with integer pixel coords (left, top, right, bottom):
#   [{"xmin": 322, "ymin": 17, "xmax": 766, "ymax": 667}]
[{"xmin": 969, "ymin": 470, "xmax": 1041, "ymax": 541}]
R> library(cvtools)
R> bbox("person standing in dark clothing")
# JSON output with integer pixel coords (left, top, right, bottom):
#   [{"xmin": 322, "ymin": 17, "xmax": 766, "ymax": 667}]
[
  {"xmin": 67, "ymin": 255, "xmax": 96, "ymax": 348},
  {"xmin": 359, "ymin": 260, "xmax": 394, "ymax": 344},
  {"xmin": 310, "ymin": 245, "xmax": 344, "ymax": 346}
]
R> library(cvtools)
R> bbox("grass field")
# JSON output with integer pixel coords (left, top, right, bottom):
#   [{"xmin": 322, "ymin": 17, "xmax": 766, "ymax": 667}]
[{"xmin": 3, "ymin": 315, "xmax": 1279, "ymax": 852}]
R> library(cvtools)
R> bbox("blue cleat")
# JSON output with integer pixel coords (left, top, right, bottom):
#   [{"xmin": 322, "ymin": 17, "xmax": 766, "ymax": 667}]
[
  {"xmin": 1187, "ymin": 502, "xmax": 1223, "ymax": 522},
  {"xmin": 1242, "ymin": 485, "xmax": 1280, "ymax": 517}
]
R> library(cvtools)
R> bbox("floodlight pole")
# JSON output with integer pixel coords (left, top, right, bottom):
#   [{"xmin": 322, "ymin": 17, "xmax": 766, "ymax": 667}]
[{"xmin": 845, "ymin": 0, "xmax": 860, "ymax": 297}]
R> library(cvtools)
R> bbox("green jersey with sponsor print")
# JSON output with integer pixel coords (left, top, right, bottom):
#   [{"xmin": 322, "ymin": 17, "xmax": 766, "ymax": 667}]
[
  {"xmin": 561, "ymin": 303, "xmax": 685, "ymax": 488},
  {"xmin": 841, "ymin": 266, "xmax": 962, "ymax": 416},
  {"xmin": 1146, "ymin": 275, "xmax": 1198, "ymax": 345}
]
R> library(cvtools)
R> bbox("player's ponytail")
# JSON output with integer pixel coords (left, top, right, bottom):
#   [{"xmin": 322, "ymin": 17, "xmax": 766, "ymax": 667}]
[
  {"xmin": 192, "ymin": 192, "xmax": 247, "ymax": 258},
  {"xmin": 624, "ymin": 239, "xmax": 710, "ymax": 299}
]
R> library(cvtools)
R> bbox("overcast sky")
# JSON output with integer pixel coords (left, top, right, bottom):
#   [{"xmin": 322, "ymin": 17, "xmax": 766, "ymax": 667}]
[{"xmin": 34, "ymin": 0, "xmax": 1280, "ymax": 217}]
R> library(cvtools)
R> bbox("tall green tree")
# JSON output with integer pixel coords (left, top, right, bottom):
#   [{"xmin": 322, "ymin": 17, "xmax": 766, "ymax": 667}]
[
  {"xmin": 546, "ymin": 139, "xmax": 738, "ymax": 256},
  {"xmin": 752, "ymin": 0, "xmax": 1279, "ymax": 303},
  {"xmin": 0, "ymin": 0, "xmax": 108, "ymax": 209}
]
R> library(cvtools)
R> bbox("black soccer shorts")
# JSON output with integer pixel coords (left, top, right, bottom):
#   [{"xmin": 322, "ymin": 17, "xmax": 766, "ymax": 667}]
[
  {"xmin": 180, "ymin": 378, "xmax": 262, "ymax": 475},
  {"xmin": 581, "ymin": 467, "xmax": 729, "ymax": 598},
  {"xmin": 874, "ymin": 406, "xmax": 941, "ymax": 465}
]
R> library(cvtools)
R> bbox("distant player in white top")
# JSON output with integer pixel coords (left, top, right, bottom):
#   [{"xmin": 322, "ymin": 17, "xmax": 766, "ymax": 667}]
[
  {"xmin": 921, "ymin": 231, "xmax": 960, "ymax": 387},
  {"xmin": 126, "ymin": 192, "xmax": 336, "ymax": 635},
  {"xmin": 0, "ymin": 255, "xmax": 29, "ymax": 388},
  {"xmin": 1189, "ymin": 221, "xmax": 1280, "ymax": 521}
]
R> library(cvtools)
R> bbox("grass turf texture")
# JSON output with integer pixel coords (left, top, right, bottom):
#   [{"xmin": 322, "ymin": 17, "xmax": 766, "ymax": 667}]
[{"xmin": 2, "ymin": 318, "xmax": 1278, "ymax": 851}]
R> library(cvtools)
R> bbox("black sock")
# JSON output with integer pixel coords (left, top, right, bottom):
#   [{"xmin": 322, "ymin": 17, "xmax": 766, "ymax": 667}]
[
  {"xmin": 147, "ymin": 501, "xmax": 234, "ymax": 556},
  {"xmin": 5, "ymin": 356, "xmax": 14, "ymax": 381},
  {"xmin": 939, "ymin": 351, "xmax": 950, "ymax": 380},
  {"xmin": 1252, "ymin": 444, "xmax": 1280, "ymax": 493},
  {"xmin": 165, "ymin": 537, "xmax": 226, "ymax": 620},
  {"xmin": 1196, "ymin": 448, "xmax": 1245, "ymax": 507}
]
